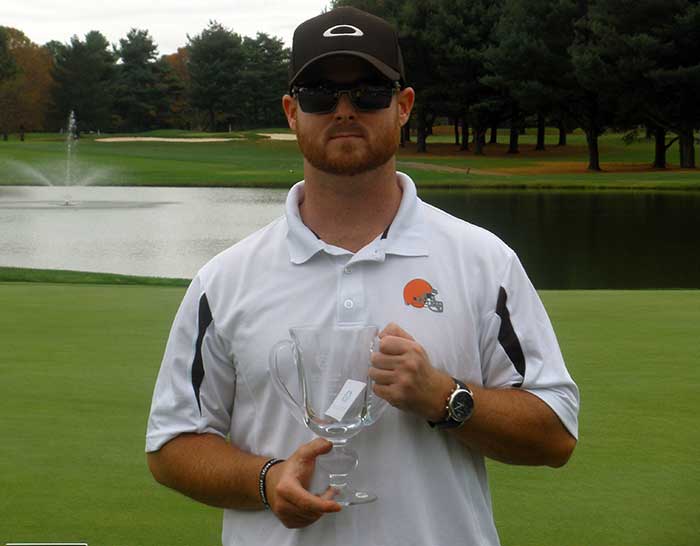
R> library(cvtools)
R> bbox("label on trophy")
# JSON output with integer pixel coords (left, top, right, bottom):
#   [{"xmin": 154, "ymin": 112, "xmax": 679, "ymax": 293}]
[{"xmin": 325, "ymin": 379, "xmax": 366, "ymax": 421}]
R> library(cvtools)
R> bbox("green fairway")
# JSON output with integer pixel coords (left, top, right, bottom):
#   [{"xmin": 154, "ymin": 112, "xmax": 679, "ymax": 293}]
[
  {"xmin": 0, "ymin": 266, "xmax": 189, "ymax": 286},
  {"xmin": 1, "ymin": 129, "xmax": 699, "ymax": 190},
  {"xmin": 0, "ymin": 132, "xmax": 305, "ymax": 188},
  {"xmin": 1, "ymin": 282, "xmax": 698, "ymax": 545},
  {"xmin": 490, "ymin": 290, "xmax": 700, "ymax": 546},
  {"xmin": 0, "ymin": 282, "xmax": 221, "ymax": 545}
]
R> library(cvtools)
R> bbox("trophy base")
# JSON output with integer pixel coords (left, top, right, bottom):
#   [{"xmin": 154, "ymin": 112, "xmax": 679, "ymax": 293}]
[
  {"xmin": 332, "ymin": 487, "xmax": 377, "ymax": 506},
  {"xmin": 318, "ymin": 445, "xmax": 377, "ymax": 506}
]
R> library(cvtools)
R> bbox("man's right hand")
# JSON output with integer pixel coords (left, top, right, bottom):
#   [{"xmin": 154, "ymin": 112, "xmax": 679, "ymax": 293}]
[{"xmin": 265, "ymin": 437, "xmax": 342, "ymax": 528}]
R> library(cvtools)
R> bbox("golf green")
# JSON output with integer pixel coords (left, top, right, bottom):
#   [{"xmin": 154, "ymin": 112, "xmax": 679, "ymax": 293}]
[
  {"xmin": 1, "ymin": 283, "xmax": 698, "ymax": 545},
  {"xmin": 2, "ymin": 129, "xmax": 700, "ymax": 190}
]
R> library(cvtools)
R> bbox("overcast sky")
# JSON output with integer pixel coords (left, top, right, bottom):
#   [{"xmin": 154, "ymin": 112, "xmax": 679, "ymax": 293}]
[{"xmin": 3, "ymin": 0, "xmax": 331, "ymax": 54}]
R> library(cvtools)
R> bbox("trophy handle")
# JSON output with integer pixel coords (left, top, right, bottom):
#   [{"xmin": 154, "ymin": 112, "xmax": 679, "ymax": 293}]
[
  {"xmin": 364, "ymin": 335, "xmax": 389, "ymax": 426},
  {"xmin": 269, "ymin": 339, "xmax": 306, "ymax": 425}
]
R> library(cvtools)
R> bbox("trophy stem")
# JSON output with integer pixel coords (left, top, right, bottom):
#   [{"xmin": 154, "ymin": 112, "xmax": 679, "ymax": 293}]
[{"xmin": 319, "ymin": 444, "xmax": 376, "ymax": 506}]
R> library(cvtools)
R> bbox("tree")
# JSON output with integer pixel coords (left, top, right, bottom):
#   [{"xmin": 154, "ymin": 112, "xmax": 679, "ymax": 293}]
[
  {"xmin": 333, "ymin": 0, "xmax": 447, "ymax": 152},
  {"xmin": 187, "ymin": 21, "xmax": 245, "ymax": 130},
  {"xmin": 161, "ymin": 47, "xmax": 190, "ymax": 128},
  {"xmin": 0, "ymin": 26, "xmax": 18, "ymax": 83},
  {"xmin": 484, "ymin": 0, "xmax": 580, "ymax": 152},
  {"xmin": 396, "ymin": 0, "xmax": 445, "ymax": 153},
  {"xmin": 567, "ymin": 0, "xmax": 699, "ymax": 170},
  {"xmin": 43, "ymin": 40, "xmax": 63, "ymax": 63},
  {"xmin": 239, "ymin": 33, "xmax": 289, "ymax": 128},
  {"xmin": 0, "ymin": 27, "xmax": 23, "ymax": 139},
  {"xmin": 161, "ymin": 48, "xmax": 192, "ymax": 128},
  {"xmin": 0, "ymin": 28, "xmax": 54, "ymax": 137},
  {"xmin": 431, "ymin": 0, "xmax": 506, "ymax": 155},
  {"xmin": 153, "ymin": 57, "xmax": 186, "ymax": 129},
  {"xmin": 114, "ymin": 29, "xmax": 172, "ymax": 131},
  {"xmin": 340, "ymin": 0, "xmax": 508, "ymax": 154},
  {"xmin": 566, "ymin": 0, "xmax": 624, "ymax": 171},
  {"xmin": 50, "ymin": 31, "xmax": 116, "ymax": 131},
  {"xmin": 646, "ymin": 1, "xmax": 700, "ymax": 168},
  {"xmin": 571, "ymin": 0, "xmax": 680, "ymax": 169}
]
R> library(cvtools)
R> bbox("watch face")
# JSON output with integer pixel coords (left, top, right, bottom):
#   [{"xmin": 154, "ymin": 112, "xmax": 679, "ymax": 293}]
[{"xmin": 450, "ymin": 390, "xmax": 474, "ymax": 421}]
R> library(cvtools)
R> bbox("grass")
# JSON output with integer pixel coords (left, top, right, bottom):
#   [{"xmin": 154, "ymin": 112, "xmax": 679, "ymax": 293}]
[
  {"xmin": 0, "ymin": 266, "xmax": 189, "ymax": 286},
  {"xmin": 0, "ymin": 132, "xmax": 305, "ymax": 188},
  {"xmin": 1, "ymin": 272, "xmax": 698, "ymax": 545},
  {"xmin": 490, "ymin": 290, "xmax": 700, "ymax": 546},
  {"xmin": 0, "ymin": 281, "xmax": 218, "ymax": 545},
  {"xmin": 1, "ymin": 128, "xmax": 699, "ymax": 190}
]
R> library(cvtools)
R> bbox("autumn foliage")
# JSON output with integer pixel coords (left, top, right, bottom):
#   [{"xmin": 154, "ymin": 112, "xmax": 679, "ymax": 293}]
[{"xmin": 0, "ymin": 28, "xmax": 54, "ymax": 134}]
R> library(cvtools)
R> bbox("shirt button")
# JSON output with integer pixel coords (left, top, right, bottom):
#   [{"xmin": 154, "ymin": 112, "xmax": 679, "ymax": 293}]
[
  {"xmin": 343, "ymin": 299, "xmax": 354, "ymax": 309},
  {"xmin": 343, "ymin": 266, "xmax": 352, "ymax": 274}
]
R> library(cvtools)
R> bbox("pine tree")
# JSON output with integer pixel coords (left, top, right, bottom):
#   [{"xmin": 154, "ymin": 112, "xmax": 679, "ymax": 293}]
[
  {"xmin": 50, "ymin": 31, "xmax": 116, "ymax": 131},
  {"xmin": 114, "ymin": 29, "xmax": 170, "ymax": 131},
  {"xmin": 187, "ymin": 21, "xmax": 245, "ymax": 131}
]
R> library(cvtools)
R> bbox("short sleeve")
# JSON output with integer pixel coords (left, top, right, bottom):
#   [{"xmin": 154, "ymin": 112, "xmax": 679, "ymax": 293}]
[
  {"xmin": 146, "ymin": 274, "xmax": 236, "ymax": 452},
  {"xmin": 479, "ymin": 253, "xmax": 580, "ymax": 439}
]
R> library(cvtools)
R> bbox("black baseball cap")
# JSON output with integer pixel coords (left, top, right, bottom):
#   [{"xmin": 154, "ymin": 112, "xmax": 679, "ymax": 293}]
[{"xmin": 289, "ymin": 6, "xmax": 406, "ymax": 89}]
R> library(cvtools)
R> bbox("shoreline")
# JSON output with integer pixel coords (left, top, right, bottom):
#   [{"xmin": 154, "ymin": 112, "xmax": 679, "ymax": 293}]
[
  {"xmin": 2, "ymin": 181, "xmax": 699, "ymax": 191},
  {"xmin": 2, "ymin": 266, "xmax": 697, "ymax": 289}
]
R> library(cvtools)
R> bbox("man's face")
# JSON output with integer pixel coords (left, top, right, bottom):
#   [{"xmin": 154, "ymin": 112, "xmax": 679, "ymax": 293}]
[{"xmin": 283, "ymin": 57, "xmax": 414, "ymax": 176}]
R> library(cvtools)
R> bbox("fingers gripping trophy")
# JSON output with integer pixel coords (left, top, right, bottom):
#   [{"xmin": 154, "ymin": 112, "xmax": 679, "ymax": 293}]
[{"xmin": 269, "ymin": 324, "xmax": 387, "ymax": 505}]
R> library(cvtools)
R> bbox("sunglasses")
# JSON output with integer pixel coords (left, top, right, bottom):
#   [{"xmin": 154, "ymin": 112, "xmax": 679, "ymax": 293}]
[{"xmin": 292, "ymin": 81, "xmax": 400, "ymax": 114}]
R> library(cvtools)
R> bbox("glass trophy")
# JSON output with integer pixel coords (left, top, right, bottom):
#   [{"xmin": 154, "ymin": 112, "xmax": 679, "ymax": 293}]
[{"xmin": 269, "ymin": 324, "xmax": 386, "ymax": 505}]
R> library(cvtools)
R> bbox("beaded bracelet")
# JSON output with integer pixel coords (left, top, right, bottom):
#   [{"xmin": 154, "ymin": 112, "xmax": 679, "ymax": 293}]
[{"xmin": 259, "ymin": 458, "xmax": 285, "ymax": 510}]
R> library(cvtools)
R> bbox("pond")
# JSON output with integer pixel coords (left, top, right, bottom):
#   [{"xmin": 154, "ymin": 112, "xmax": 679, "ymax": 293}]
[
  {"xmin": 1, "ymin": 185, "xmax": 698, "ymax": 288},
  {"xmin": 424, "ymin": 189, "xmax": 700, "ymax": 289}
]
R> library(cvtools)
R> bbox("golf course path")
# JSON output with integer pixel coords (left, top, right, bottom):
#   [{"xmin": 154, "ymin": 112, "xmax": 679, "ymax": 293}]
[{"xmin": 397, "ymin": 160, "xmax": 504, "ymax": 176}]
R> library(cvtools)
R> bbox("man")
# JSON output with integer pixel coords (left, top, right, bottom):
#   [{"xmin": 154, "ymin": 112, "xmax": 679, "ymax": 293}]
[{"xmin": 146, "ymin": 7, "xmax": 579, "ymax": 546}]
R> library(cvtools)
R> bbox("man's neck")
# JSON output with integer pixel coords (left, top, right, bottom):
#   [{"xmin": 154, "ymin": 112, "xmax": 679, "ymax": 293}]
[{"xmin": 299, "ymin": 159, "xmax": 403, "ymax": 253}]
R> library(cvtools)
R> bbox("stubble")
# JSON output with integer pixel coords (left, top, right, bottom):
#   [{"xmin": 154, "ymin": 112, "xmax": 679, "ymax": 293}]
[{"xmin": 296, "ymin": 114, "xmax": 401, "ymax": 176}]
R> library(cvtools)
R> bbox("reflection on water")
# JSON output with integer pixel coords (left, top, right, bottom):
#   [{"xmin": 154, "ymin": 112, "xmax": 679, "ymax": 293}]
[
  {"xmin": 0, "ymin": 186, "xmax": 287, "ymax": 279},
  {"xmin": 0, "ymin": 185, "xmax": 698, "ymax": 288},
  {"xmin": 420, "ymin": 189, "xmax": 700, "ymax": 289},
  {"xmin": 0, "ymin": 200, "xmax": 173, "ymax": 210}
]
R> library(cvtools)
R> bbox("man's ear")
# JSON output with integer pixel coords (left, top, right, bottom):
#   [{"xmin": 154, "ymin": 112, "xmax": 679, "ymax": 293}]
[
  {"xmin": 282, "ymin": 94, "xmax": 298, "ymax": 132},
  {"xmin": 397, "ymin": 87, "xmax": 415, "ymax": 127}
]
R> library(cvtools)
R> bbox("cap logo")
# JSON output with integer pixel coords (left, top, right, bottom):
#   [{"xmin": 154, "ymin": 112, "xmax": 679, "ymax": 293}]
[{"xmin": 323, "ymin": 24, "xmax": 364, "ymax": 37}]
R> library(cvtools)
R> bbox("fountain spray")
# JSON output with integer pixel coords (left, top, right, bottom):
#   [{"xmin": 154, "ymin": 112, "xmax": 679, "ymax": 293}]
[{"xmin": 64, "ymin": 111, "xmax": 78, "ymax": 205}]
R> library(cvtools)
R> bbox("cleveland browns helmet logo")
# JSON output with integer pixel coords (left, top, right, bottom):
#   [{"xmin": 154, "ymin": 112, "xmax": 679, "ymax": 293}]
[{"xmin": 403, "ymin": 278, "xmax": 444, "ymax": 313}]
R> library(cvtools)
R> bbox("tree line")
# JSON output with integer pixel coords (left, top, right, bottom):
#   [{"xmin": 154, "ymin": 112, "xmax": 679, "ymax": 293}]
[
  {"xmin": 0, "ymin": 22, "xmax": 289, "ymax": 137},
  {"xmin": 334, "ymin": 0, "xmax": 700, "ymax": 169},
  {"xmin": 2, "ymin": 0, "xmax": 699, "ymax": 169}
]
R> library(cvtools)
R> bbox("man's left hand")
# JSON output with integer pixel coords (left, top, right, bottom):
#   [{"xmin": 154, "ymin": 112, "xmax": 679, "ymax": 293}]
[{"xmin": 369, "ymin": 322, "xmax": 454, "ymax": 421}]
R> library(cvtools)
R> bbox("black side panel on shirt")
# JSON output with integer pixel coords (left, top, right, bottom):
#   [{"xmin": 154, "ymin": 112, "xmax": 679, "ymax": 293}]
[
  {"xmin": 496, "ymin": 286, "xmax": 525, "ymax": 387},
  {"xmin": 192, "ymin": 292, "xmax": 213, "ymax": 414}
]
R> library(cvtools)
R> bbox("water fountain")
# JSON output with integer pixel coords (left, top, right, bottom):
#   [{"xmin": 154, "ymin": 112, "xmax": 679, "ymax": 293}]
[
  {"xmin": 63, "ymin": 110, "xmax": 78, "ymax": 206},
  {"xmin": 3, "ymin": 111, "xmax": 118, "ymax": 207}
]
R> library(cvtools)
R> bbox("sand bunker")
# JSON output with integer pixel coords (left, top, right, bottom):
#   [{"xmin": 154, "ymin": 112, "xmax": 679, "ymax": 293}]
[
  {"xmin": 258, "ymin": 133, "xmax": 297, "ymax": 141},
  {"xmin": 95, "ymin": 137, "xmax": 242, "ymax": 143}
]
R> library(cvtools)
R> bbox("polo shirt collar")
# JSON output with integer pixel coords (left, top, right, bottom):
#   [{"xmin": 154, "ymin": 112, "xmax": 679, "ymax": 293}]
[
  {"xmin": 285, "ymin": 181, "xmax": 325, "ymax": 264},
  {"xmin": 285, "ymin": 171, "xmax": 429, "ymax": 264}
]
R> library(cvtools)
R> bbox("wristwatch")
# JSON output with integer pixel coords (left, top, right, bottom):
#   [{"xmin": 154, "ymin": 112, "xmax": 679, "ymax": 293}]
[{"xmin": 428, "ymin": 378, "xmax": 475, "ymax": 430}]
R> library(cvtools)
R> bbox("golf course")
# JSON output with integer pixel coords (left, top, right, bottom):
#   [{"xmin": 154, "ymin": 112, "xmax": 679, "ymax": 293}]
[
  {"xmin": 2, "ymin": 128, "xmax": 700, "ymax": 190},
  {"xmin": 1, "ymin": 130, "xmax": 699, "ymax": 545}
]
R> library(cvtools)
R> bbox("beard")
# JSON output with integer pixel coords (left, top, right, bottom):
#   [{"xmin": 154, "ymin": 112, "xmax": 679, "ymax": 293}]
[{"xmin": 296, "ymin": 116, "xmax": 400, "ymax": 176}]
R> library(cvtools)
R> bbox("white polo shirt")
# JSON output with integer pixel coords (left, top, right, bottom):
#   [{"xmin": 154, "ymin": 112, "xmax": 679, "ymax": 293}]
[{"xmin": 146, "ymin": 172, "xmax": 579, "ymax": 546}]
